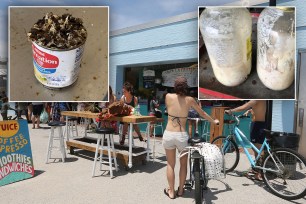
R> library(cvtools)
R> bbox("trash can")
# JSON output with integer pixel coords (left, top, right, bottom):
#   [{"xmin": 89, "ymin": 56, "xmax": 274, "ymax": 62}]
[{"xmin": 268, "ymin": 131, "xmax": 300, "ymax": 151}]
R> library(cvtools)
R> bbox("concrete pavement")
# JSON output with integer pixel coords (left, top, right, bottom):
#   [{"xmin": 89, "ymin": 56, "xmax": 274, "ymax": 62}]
[{"xmin": 1, "ymin": 123, "xmax": 305, "ymax": 204}]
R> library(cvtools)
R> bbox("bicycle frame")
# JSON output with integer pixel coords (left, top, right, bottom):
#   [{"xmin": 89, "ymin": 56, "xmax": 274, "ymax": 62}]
[
  {"xmin": 220, "ymin": 115, "xmax": 306, "ymax": 200},
  {"xmin": 181, "ymin": 144, "xmax": 206, "ymax": 185},
  {"xmin": 229, "ymin": 116, "xmax": 282, "ymax": 173}
]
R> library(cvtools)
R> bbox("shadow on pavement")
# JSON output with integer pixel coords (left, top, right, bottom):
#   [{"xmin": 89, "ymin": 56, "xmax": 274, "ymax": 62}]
[
  {"xmin": 46, "ymin": 157, "xmax": 78, "ymax": 163},
  {"xmin": 34, "ymin": 170, "xmax": 45, "ymax": 177},
  {"xmin": 69, "ymin": 149, "xmax": 166, "ymax": 177},
  {"xmin": 203, "ymin": 180, "xmax": 232, "ymax": 204}
]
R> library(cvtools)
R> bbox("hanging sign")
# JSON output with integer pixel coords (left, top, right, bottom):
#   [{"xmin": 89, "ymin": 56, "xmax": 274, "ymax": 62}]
[
  {"xmin": 143, "ymin": 70, "xmax": 155, "ymax": 88},
  {"xmin": 0, "ymin": 120, "xmax": 34, "ymax": 186},
  {"xmin": 162, "ymin": 67, "xmax": 198, "ymax": 87}
]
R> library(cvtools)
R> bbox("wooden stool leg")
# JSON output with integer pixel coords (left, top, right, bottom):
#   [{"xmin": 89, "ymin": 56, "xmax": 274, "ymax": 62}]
[
  {"xmin": 110, "ymin": 134, "xmax": 118, "ymax": 171},
  {"xmin": 61, "ymin": 126, "xmax": 67, "ymax": 158},
  {"xmin": 46, "ymin": 127, "xmax": 54, "ymax": 164},
  {"xmin": 92, "ymin": 134, "xmax": 101, "ymax": 177},
  {"xmin": 58, "ymin": 127, "xmax": 65, "ymax": 162},
  {"xmin": 74, "ymin": 121, "xmax": 78, "ymax": 137},
  {"xmin": 100, "ymin": 134, "xmax": 105, "ymax": 170},
  {"xmin": 106, "ymin": 136, "xmax": 113, "ymax": 178},
  {"xmin": 153, "ymin": 125, "xmax": 156, "ymax": 162}
]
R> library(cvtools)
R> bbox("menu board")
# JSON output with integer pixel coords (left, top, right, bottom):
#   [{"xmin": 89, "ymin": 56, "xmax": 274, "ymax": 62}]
[{"xmin": 0, "ymin": 120, "xmax": 34, "ymax": 186}]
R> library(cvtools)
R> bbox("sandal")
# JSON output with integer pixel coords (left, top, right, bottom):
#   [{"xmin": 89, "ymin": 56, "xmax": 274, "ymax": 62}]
[
  {"xmin": 244, "ymin": 171, "xmax": 263, "ymax": 181},
  {"xmin": 164, "ymin": 188, "xmax": 175, "ymax": 199},
  {"xmin": 254, "ymin": 172, "xmax": 263, "ymax": 181},
  {"xmin": 176, "ymin": 187, "xmax": 184, "ymax": 197},
  {"xmin": 120, "ymin": 135, "xmax": 125, "ymax": 145},
  {"xmin": 138, "ymin": 135, "xmax": 145, "ymax": 142}
]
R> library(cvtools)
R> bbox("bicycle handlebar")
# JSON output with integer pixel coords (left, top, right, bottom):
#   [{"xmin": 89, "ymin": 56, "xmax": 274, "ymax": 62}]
[{"xmin": 224, "ymin": 112, "xmax": 250, "ymax": 126}]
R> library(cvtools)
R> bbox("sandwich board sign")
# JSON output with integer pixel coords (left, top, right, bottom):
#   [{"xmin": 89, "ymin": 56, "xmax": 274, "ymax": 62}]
[{"xmin": 0, "ymin": 120, "xmax": 34, "ymax": 186}]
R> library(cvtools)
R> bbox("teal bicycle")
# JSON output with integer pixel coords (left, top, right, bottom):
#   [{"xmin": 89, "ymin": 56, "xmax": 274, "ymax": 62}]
[{"xmin": 211, "ymin": 113, "xmax": 306, "ymax": 200}]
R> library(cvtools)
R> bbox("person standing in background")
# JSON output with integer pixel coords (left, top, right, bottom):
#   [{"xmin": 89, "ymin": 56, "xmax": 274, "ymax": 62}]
[
  {"xmin": 31, "ymin": 102, "xmax": 44, "ymax": 128},
  {"xmin": 27, "ymin": 103, "xmax": 33, "ymax": 123},
  {"xmin": 148, "ymin": 91, "xmax": 161, "ymax": 137},
  {"xmin": 15, "ymin": 102, "xmax": 29, "ymax": 120},
  {"xmin": 225, "ymin": 100, "xmax": 267, "ymax": 181},
  {"xmin": 52, "ymin": 102, "xmax": 71, "ymax": 122},
  {"xmin": 187, "ymin": 90, "xmax": 202, "ymax": 137}
]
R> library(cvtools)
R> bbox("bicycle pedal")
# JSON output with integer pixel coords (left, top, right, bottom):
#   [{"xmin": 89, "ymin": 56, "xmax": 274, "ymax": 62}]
[{"xmin": 184, "ymin": 183, "xmax": 192, "ymax": 190}]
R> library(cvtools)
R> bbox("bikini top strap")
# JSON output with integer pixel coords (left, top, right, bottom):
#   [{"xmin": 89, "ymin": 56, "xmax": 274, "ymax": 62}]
[
  {"xmin": 168, "ymin": 113, "xmax": 187, "ymax": 130},
  {"xmin": 167, "ymin": 113, "xmax": 188, "ymax": 119}
]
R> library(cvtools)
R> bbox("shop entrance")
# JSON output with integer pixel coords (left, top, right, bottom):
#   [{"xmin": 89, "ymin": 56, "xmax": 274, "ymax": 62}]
[{"xmin": 122, "ymin": 62, "xmax": 197, "ymax": 101}]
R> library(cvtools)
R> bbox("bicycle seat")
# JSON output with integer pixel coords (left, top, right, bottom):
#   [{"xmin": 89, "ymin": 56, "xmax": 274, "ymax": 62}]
[{"xmin": 188, "ymin": 136, "xmax": 205, "ymax": 145}]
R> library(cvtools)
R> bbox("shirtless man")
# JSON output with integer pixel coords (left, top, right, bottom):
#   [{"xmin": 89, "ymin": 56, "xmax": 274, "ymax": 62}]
[
  {"xmin": 225, "ymin": 100, "xmax": 267, "ymax": 180},
  {"xmin": 162, "ymin": 76, "xmax": 219, "ymax": 199}
]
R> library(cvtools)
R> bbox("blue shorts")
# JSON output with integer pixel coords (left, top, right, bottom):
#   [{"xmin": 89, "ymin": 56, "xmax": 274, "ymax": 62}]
[
  {"xmin": 250, "ymin": 121, "xmax": 267, "ymax": 144},
  {"xmin": 188, "ymin": 110, "xmax": 199, "ymax": 118}
]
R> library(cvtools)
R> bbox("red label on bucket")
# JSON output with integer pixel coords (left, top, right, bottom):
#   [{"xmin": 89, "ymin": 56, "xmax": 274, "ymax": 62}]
[{"xmin": 32, "ymin": 44, "xmax": 59, "ymax": 69}]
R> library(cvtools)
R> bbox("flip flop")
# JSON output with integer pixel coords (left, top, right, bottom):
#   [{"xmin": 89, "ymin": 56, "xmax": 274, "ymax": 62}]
[
  {"xmin": 164, "ymin": 188, "xmax": 175, "ymax": 199},
  {"xmin": 245, "ymin": 172, "xmax": 263, "ymax": 181},
  {"xmin": 120, "ymin": 135, "xmax": 125, "ymax": 145},
  {"xmin": 254, "ymin": 173, "xmax": 263, "ymax": 181}
]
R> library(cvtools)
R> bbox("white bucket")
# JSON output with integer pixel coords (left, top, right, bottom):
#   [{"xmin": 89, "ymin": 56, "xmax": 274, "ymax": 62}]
[{"xmin": 32, "ymin": 41, "xmax": 85, "ymax": 89}]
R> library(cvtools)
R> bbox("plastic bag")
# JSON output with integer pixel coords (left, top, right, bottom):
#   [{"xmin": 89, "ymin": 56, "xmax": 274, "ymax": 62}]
[{"xmin": 40, "ymin": 109, "xmax": 49, "ymax": 124}]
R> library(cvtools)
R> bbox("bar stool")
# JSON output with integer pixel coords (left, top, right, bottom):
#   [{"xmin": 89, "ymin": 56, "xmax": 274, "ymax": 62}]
[
  {"xmin": 46, "ymin": 121, "xmax": 67, "ymax": 163},
  {"xmin": 150, "ymin": 118, "xmax": 164, "ymax": 161},
  {"xmin": 201, "ymin": 119, "xmax": 210, "ymax": 142},
  {"xmin": 66, "ymin": 117, "xmax": 78, "ymax": 139},
  {"xmin": 92, "ymin": 127, "xmax": 118, "ymax": 178}
]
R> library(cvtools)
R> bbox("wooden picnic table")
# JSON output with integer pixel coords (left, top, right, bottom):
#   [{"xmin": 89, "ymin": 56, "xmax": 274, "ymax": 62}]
[{"xmin": 61, "ymin": 111, "xmax": 156, "ymax": 169}]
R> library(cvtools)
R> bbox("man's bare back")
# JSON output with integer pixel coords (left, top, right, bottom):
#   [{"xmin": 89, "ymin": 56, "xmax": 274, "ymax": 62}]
[{"xmin": 228, "ymin": 100, "xmax": 266, "ymax": 122}]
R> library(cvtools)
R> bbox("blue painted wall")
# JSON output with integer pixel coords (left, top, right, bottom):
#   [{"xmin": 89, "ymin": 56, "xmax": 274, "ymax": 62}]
[
  {"xmin": 109, "ymin": 0, "xmax": 303, "ymax": 136},
  {"xmin": 109, "ymin": 13, "xmax": 198, "ymax": 95}
]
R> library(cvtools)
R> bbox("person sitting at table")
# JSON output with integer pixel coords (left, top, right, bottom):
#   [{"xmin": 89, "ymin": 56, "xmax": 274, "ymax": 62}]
[
  {"xmin": 162, "ymin": 76, "xmax": 219, "ymax": 199},
  {"xmin": 120, "ymin": 81, "xmax": 144, "ymax": 145},
  {"xmin": 100, "ymin": 86, "xmax": 117, "ymax": 131}
]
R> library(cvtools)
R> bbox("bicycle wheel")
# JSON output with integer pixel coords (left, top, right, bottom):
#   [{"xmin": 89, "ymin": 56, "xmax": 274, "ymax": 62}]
[
  {"xmin": 262, "ymin": 148, "xmax": 306, "ymax": 200},
  {"xmin": 211, "ymin": 135, "xmax": 240, "ymax": 173},
  {"xmin": 194, "ymin": 158, "xmax": 203, "ymax": 204},
  {"xmin": 201, "ymin": 157, "xmax": 208, "ymax": 190}
]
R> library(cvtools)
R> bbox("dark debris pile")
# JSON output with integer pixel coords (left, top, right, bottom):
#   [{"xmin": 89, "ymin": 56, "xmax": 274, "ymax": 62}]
[{"xmin": 27, "ymin": 12, "xmax": 87, "ymax": 49}]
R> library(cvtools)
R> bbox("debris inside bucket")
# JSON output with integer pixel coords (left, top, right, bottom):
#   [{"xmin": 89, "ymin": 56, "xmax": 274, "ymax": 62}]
[{"xmin": 27, "ymin": 12, "xmax": 87, "ymax": 49}]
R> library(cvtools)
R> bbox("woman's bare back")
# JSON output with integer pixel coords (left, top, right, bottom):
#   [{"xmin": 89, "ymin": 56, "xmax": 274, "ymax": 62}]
[{"xmin": 165, "ymin": 93, "xmax": 192, "ymax": 132}]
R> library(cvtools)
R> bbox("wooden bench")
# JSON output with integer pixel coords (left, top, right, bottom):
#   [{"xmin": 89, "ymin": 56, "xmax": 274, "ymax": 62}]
[{"xmin": 66, "ymin": 137, "xmax": 147, "ymax": 170}]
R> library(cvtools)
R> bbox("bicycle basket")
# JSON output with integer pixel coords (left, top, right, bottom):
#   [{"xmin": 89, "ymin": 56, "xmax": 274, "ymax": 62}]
[
  {"xmin": 266, "ymin": 131, "xmax": 300, "ymax": 150},
  {"xmin": 197, "ymin": 142, "xmax": 226, "ymax": 179}
]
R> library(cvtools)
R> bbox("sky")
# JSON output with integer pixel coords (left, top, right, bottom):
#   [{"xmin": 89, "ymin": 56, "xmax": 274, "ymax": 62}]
[{"xmin": 0, "ymin": 0, "xmax": 250, "ymax": 58}]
